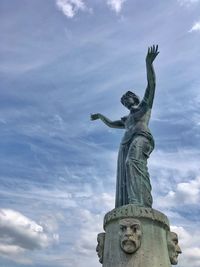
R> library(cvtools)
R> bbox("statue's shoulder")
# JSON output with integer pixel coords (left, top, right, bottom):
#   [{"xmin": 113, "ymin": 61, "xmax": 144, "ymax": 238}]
[
  {"xmin": 137, "ymin": 99, "xmax": 150, "ymax": 111},
  {"xmin": 121, "ymin": 116, "xmax": 128, "ymax": 122}
]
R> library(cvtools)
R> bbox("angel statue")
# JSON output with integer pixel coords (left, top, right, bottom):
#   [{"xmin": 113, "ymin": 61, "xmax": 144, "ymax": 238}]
[{"xmin": 91, "ymin": 45, "xmax": 159, "ymax": 208}]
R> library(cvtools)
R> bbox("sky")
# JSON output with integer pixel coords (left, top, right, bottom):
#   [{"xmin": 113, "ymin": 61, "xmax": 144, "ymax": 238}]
[{"xmin": 0, "ymin": 0, "xmax": 200, "ymax": 266}]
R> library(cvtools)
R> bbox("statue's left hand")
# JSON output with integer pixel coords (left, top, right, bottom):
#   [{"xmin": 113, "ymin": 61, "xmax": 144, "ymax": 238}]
[
  {"xmin": 146, "ymin": 45, "xmax": 159, "ymax": 64},
  {"xmin": 90, "ymin": 113, "xmax": 100, "ymax": 120}
]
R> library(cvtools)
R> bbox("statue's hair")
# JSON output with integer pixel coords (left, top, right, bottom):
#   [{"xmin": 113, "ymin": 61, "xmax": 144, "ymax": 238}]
[{"xmin": 121, "ymin": 91, "xmax": 140, "ymax": 106}]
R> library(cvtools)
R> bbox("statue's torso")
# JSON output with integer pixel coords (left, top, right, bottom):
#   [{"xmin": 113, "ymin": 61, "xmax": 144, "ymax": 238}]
[{"xmin": 121, "ymin": 108, "xmax": 153, "ymax": 145}]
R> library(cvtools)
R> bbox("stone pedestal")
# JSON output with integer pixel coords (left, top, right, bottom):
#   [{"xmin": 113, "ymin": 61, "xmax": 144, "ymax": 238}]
[{"xmin": 102, "ymin": 204, "xmax": 171, "ymax": 267}]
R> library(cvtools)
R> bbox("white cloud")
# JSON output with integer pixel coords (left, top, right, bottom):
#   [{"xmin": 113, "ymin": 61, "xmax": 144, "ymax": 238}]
[
  {"xmin": 0, "ymin": 244, "xmax": 25, "ymax": 255},
  {"xmin": 56, "ymin": 0, "xmax": 86, "ymax": 18},
  {"xmin": 0, "ymin": 209, "xmax": 58, "ymax": 263},
  {"xmin": 148, "ymin": 148, "xmax": 200, "ymax": 211},
  {"xmin": 156, "ymin": 176, "xmax": 200, "ymax": 208},
  {"xmin": 189, "ymin": 21, "xmax": 200, "ymax": 32},
  {"xmin": 107, "ymin": 0, "xmax": 127, "ymax": 13}
]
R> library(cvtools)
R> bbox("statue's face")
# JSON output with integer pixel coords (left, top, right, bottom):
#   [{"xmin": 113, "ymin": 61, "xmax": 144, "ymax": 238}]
[
  {"xmin": 121, "ymin": 96, "xmax": 136, "ymax": 110},
  {"xmin": 119, "ymin": 218, "xmax": 142, "ymax": 254},
  {"xmin": 167, "ymin": 232, "xmax": 182, "ymax": 265},
  {"xmin": 96, "ymin": 233, "xmax": 105, "ymax": 264},
  {"xmin": 121, "ymin": 91, "xmax": 140, "ymax": 110}
]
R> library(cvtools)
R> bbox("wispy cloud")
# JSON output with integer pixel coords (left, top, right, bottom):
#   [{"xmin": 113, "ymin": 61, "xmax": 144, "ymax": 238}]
[
  {"xmin": 56, "ymin": 0, "xmax": 127, "ymax": 17},
  {"xmin": 189, "ymin": 21, "xmax": 200, "ymax": 32},
  {"xmin": 107, "ymin": 0, "xmax": 127, "ymax": 13},
  {"xmin": 178, "ymin": 0, "xmax": 200, "ymax": 6},
  {"xmin": 56, "ymin": 0, "xmax": 86, "ymax": 18}
]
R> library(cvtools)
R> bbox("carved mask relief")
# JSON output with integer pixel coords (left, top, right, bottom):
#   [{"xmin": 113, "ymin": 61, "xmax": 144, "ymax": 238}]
[
  {"xmin": 119, "ymin": 218, "xmax": 142, "ymax": 254},
  {"xmin": 167, "ymin": 231, "xmax": 182, "ymax": 265},
  {"xmin": 96, "ymin": 232, "xmax": 105, "ymax": 264}
]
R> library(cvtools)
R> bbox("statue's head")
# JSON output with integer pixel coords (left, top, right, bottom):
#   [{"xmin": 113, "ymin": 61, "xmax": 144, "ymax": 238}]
[
  {"xmin": 121, "ymin": 91, "xmax": 140, "ymax": 110},
  {"xmin": 96, "ymin": 232, "xmax": 105, "ymax": 264},
  {"xmin": 167, "ymin": 231, "xmax": 182, "ymax": 265},
  {"xmin": 119, "ymin": 218, "xmax": 142, "ymax": 254}
]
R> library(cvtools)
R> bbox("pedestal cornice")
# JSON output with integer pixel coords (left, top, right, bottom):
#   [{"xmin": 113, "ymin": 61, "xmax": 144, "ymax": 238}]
[{"xmin": 104, "ymin": 204, "xmax": 170, "ymax": 230}]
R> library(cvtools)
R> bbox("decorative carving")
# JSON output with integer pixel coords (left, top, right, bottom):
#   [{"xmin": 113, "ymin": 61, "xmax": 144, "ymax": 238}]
[
  {"xmin": 119, "ymin": 218, "xmax": 142, "ymax": 254},
  {"xmin": 167, "ymin": 231, "xmax": 182, "ymax": 265},
  {"xmin": 104, "ymin": 204, "xmax": 169, "ymax": 230},
  {"xmin": 96, "ymin": 232, "xmax": 105, "ymax": 264}
]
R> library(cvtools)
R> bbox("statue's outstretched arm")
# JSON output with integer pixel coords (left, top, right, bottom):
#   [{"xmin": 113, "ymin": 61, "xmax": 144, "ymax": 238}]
[
  {"xmin": 143, "ymin": 45, "xmax": 159, "ymax": 109},
  {"xmin": 91, "ymin": 113, "xmax": 125, "ymax": 129}
]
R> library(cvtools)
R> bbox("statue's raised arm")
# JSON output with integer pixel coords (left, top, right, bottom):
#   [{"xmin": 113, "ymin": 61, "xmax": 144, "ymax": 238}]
[{"xmin": 143, "ymin": 45, "xmax": 159, "ymax": 109}]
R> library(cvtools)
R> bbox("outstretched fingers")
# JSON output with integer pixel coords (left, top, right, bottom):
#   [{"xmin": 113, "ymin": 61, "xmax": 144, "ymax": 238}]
[
  {"xmin": 90, "ymin": 113, "xmax": 99, "ymax": 120},
  {"xmin": 146, "ymin": 44, "xmax": 159, "ymax": 63},
  {"xmin": 151, "ymin": 44, "xmax": 159, "ymax": 57},
  {"xmin": 156, "ymin": 44, "xmax": 158, "ymax": 52},
  {"xmin": 155, "ymin": 44, "xmax": 159, "ymax": 56},
  {"xmin": 148, "ymin": 44, "xmax": 159, "ymax": 55}
]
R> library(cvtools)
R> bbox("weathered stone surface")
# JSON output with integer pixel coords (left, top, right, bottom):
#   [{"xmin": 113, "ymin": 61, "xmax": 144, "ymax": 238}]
[
  {"xmin": 167, "ymin": 231, "xmax": 182, "ymax": 265},
  {"xmin": 102, "ymin": 205, "xmax": 171, "ymax": 267},
  {"xmin": 96, "ymin": 232, "xmax": 105, "ymax": 264},
  {"xmin": 119, "ymin": 218, "xmax": 142, "ymax": 254},
  {"xmin": 104, "ymin": 204, "xmax": 170, "ymax": 231}
]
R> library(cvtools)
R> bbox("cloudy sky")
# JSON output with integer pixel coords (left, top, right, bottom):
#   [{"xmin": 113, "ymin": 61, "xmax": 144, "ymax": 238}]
[{"xmin": 0, "ymin": 0, "xmax": 200, "ymax": 266}]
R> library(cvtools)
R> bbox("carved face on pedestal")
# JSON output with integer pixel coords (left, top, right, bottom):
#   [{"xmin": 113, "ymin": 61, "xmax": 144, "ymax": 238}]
[
  {"xmin": 96, "ymin": 233, "xmax": 105, "ymax": 264},
  {"xmin": 119, "ymin": 218, "xmax": 142, "ymax": 254},
  {"xmin": 167, "ymin": 231, "xmax": 182, "ymax": 265}
]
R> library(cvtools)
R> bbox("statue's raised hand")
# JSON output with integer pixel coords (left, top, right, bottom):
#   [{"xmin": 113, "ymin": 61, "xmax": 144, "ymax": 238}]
[
  {"xmin": 90, "ymin": 113, "xmax": 101, "ymax": 120},
  {"xmin": 146, "ymin": 45, "xmax": 159, "ymax": 64}
]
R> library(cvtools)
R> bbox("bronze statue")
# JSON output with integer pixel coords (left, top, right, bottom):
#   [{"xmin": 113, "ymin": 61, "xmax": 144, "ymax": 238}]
[{"xmin": 91, "ymin": 45, "xmax": 159, "ymax": 208}]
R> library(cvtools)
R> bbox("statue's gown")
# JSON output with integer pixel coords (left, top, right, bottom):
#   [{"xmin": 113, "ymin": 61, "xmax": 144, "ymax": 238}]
[{"xmin": 115, "ymin": 100, "xmax": 154, "ymax": 208}]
